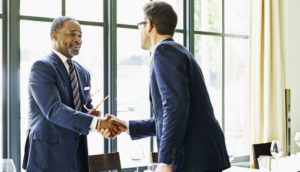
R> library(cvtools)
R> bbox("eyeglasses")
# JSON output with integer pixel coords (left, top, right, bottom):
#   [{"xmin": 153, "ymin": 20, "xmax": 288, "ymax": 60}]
[{"xmin": 137, "ymin": 21, "xmax": 147, "ymax": 27}]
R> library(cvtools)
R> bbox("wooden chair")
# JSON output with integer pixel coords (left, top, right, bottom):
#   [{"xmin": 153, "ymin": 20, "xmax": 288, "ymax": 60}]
[
  {"xmin": 252, "ymin": 142, "xmax": 272, "ymax": 169},
  {"xmin": 150, "ymin": 152, "xmax": 158, "ymax": 163},
  {"xmin": 88, "ymin": 152, "xmax": 121, "ymax": 172}
]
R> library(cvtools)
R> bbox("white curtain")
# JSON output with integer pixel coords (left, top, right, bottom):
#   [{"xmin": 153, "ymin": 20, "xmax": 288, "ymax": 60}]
[{"xmin": 249, "ymin": 0, "xmax": 286, "ymax": 165}]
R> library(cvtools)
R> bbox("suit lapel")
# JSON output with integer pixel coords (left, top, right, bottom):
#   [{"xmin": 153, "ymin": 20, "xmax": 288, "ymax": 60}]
[
  {"xmin": 49, "ymin": 52, "xmax": 87, "ymax": 110},
  {"xmin": 49, "ymin": 52, "xmax": 72, "ymax": 93}
]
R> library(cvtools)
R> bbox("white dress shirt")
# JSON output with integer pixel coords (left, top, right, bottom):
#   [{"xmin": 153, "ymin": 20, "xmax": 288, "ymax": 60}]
[{"xmin": 52, "ymin": 50, "xmax": 98, "ymax": 131}]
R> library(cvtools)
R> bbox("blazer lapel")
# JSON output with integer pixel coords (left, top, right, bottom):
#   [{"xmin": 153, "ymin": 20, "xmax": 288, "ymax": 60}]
[{"xmin": 49, "ymin": 52, "xmax": 72, "ymax": 91}]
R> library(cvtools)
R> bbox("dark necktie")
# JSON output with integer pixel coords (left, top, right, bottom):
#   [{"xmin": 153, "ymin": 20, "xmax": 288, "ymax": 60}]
[{"xmin": 67, "ymin": 59, "xmax": 82, "ymax": 111}]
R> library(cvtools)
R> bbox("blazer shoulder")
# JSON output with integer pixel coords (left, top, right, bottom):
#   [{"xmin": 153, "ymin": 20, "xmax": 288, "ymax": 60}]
[
  {"xmin": 30, "ymin": 53, "xmax": 58, "ymax": 73},
  {"xmin": 155, "ymin": 41, "xmax": 190, "ymax": 60},
  {"xmin": 157, "ymin": 41, "xmax": 188, "ymax": 53}
]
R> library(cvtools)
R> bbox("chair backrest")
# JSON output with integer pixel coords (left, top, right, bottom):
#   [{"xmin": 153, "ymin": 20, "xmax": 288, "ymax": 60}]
[
  {"xmin": 150, "ymin": 152, "xmax": 158, "ymax": 163},
  {"xmin": 88, "ymin": 152, "xmax": 121, "ymax": 172},
  {"xmin": 252, "ymin": 142, "xmax": 272, "ymax": 169}
]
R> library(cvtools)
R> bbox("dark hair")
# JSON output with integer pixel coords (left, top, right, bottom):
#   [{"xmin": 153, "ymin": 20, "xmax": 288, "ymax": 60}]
[
  {"xmin": 143, "ymin": 1, "xmax": 177, "ymax": 35},
  {"xmin": 50, "ymin": 16, "xmax": 78, "ymax": 36}
]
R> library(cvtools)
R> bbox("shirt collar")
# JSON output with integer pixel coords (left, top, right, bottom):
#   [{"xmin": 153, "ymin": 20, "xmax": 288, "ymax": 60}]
[
  {"xmin": 52, "ymin": 49, "xmax": 70, "ymax": 63},
  {"xmin": 150, "ymin": 37, "xmax": 172, "ymax": 55}
]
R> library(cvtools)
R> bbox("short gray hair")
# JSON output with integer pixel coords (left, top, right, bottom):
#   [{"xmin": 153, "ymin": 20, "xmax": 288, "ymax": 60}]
[{"xmin": 50, "ymin": 16, "xmax": 78, "ymax": 36}]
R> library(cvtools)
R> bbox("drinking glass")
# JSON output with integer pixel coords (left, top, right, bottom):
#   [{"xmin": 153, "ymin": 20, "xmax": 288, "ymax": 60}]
[
  {"xmin": 257, "ymin": 155, "xmax": 270, "ymax": 171},
  {"xmin": 294, "ymin": 132, "xmax": 300, "ymax": 148},
  {"xmin": 130, "ymin": 146, "xmax": 144, "ymax": 172},
  {"xmin": 226, "ymin": 142, "xmax": 235, "ymax": 163},
  {"xmin": 147, "ymin": 163, "xmax": 158, "ymax": 172},
  {"xmin": 270, "ymin": 140, "xmax": 283, "ymax": 169},
  {"xmin": 0, "ymin": 159, "xmax": 16, "ymax": 172}
]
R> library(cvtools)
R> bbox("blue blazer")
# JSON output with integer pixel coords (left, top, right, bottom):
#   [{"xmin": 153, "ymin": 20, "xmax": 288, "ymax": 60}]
[
  {"xmin": 22, "ymin": 52, "xmax": 94, "ymax": 172},
  {"xmin": 129, "ymin": 38, "xmax": 230, "ymax": 172}
]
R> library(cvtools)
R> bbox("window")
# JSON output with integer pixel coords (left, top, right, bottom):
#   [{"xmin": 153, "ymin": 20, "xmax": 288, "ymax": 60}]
[
  {"xmin": 194, "ymin": 35, "xmax": 222, "ymax": 121},
  {"xmin": 116, "ymin": 0, "xmax": 150, "ymax": 168},
  {"xmin": 20, "ymin": 0, "xmax": 61, "ymax": 17},
  {"xmin": 224, "ymin": 37, "xmax": 249, "ymax": 156},
  {"xmin": 66, "ymin": 0, "xmax": 103, "ymax": 22},
  {"xmin": 194, "ymin": 0, "xmax": 250, "ymax": 156},
  {"xmin": 117, "ymin": 28, "xmax": 150, "ymax": 168},
  {"xmin": 0, "ymin": 18, "xmax": 3, "ymax": 158},
  {"xmin": 3, "ymin": 0, "xmax": 249, "ymax": 170}
]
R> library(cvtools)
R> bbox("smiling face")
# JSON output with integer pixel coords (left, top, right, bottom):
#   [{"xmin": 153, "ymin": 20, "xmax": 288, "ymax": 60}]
[{"xmin": 52, "ymin": 20, "xmax": 82, "ymax": 58}]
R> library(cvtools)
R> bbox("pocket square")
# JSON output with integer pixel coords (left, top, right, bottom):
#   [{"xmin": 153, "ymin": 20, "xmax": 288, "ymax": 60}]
[{"xmin": 84, "ymin": 86, "xmax": 91, "ymax": 91}]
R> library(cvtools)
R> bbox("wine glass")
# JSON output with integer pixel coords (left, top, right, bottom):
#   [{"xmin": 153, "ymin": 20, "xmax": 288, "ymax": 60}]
[
  {"xmin": 147, "ymin": 163, "xmax": 158, "ymax": 172},
  {"xmin": 294, "ymin": 132, "xmax": 300, "ymax": 148},
  {"xmin": 0, "ymin": 159, "xmax": 16, "ymax": 172},
  {"xmin": 270, "ymin": 140, "xmax": 283, "ymax": 169},
  {"xmin": 130, "ymin": 146, "xmax": 145, "ymax": 172},
  {"xmin": 226, "ymin": 142, "xmax": 235, "ymax": 163}
]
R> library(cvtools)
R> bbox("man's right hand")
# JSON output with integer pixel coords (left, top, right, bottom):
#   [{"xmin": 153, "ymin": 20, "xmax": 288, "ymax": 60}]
[{"xmin": 96, "ymin": 114, "xmax": 127, "ymax": 137}]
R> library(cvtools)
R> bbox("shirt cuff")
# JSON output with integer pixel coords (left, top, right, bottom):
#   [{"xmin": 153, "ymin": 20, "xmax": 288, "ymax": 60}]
[
  {"xmin": 158, "ymin": 163, "xmax": 172, "ymax": 167},
  {"xmin": 125, "ymin": 121, "xmax": 130, "ymax": 134},
  {"xmin": 90, "ymin": 117, "xmax": 99, "ymax": 132}
]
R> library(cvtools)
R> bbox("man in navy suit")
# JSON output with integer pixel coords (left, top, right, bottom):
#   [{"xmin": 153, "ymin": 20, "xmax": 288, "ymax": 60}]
[
  {"xmin": 22, "ymin": 16, "xmax": 124, "ymax": 172},
  {"xmin": 102, "ymin": 1, "xmax": 231, "ymax": 172}
]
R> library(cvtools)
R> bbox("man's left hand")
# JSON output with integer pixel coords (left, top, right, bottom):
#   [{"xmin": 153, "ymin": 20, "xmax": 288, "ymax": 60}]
[
  {"xmin": 155, "ymin": 164, "xmax": 172, "ymax": 172},
  {"xmin": 88, "ymin": 109, "xmax": 100, "ymax": 117}
]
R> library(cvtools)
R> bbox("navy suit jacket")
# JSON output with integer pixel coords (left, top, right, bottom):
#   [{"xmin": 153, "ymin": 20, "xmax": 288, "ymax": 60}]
[
  {"xmin": 129, "ymin": 38, "xmax": 231, "ymax": 172},
  {"xmin": 22, "ymin": 52, "xmax": 94, "ymax": 172}
]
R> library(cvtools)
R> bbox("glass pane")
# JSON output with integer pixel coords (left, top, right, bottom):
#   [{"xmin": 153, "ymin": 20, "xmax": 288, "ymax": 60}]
[
  {"xmin": 117, "ymin": 0, "xmax": 149, "ymax": 25},
  {"xmin": 224, "ymin": 37, "xmax": 249, "ymax": 156},
  {"xmin": 194, "ymin": 35, "xmax": 222, "ymax": 123},
  {"xmin": 20, "ymin": 21, "xmax": 52, "ymax": 166},
  {"xmin": 0, "ymin": 0, "xmax": 2, "ymax": 14},
  {"xmin": 66, "ymin": 0, "xmax": 103, "ymax": 22},
  {"xmin": 225, "ymin": 0, "xmax": 249, "ymax": 34},
  {"xmin": 154, "ymin": 0, "xmax": 184, "ymax": 29},
  {"xmin": 74, "ymin": 25, "xmax": 104, "ymax": 155},
  {"xmin": 20, "ymin": 0, "xmax": 61, "ymax": 17},
  {"xmin": 173, "ymin": 32, "xmax": 184, "ymax": 45},
  {"xmin": 117, "ymin": 28, "xmax": 150, "ymax": 168},
  {"xmin": 0, "ymin": 20, "xmax": 2, "ymax": 158},
  {"xmin": 194, "ymin": 0, "xmax": 222, "ymax": 32}
]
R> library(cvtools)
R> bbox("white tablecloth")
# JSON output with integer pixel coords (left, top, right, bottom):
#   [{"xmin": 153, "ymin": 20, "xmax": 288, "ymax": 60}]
[
  {"xmin": 224, "ymin": 166, "xmax": 259, "ymax": 172},
  {"xmin": 225, "ymin": 153, "xmax": 300, "ymax": 172},
  {"xmin": 271, "ymin": 153, "xmax": 300, "ymax": 172}
]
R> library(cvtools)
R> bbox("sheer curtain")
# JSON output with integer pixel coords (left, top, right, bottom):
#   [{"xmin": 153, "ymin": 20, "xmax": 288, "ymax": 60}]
[{"xmin": 249, "ymin": 0, "xmax": 287, "ymax": 164}]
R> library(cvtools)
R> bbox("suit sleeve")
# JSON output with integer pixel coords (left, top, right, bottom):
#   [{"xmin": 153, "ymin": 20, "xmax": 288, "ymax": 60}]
[
  {"xmin": 153, "ymin": 44, "xmax": 190, "ymax": 164},
  {"xmin": 29, "ymin": 60, "xmax": 93, "ymax": 135},
  {"xmin": 129, "ymin": 118, "xmax": 156, "ymax": 140}
]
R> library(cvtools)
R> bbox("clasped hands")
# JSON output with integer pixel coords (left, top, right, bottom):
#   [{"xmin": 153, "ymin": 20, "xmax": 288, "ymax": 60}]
[
  {"xmin": 96, "ymin": 114, "xmax": 127, "ymax": 138},
  {"xmin": 87, "ymin": 108, "xmax": 126, "ymax": 137}
]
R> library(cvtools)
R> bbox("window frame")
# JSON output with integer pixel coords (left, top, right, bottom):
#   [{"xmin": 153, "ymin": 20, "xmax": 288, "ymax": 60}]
[{"xmin": 1, "ymin": 0, "xmax": 250, "ymax": 171}]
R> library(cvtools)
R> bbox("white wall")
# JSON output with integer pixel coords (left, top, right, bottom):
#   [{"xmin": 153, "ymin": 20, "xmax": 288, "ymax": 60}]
[{"xmin": 284, "ymin": 0, "xmax": 300, "ymax": 153}]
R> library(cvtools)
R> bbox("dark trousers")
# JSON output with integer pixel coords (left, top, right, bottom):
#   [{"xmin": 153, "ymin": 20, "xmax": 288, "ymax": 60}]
[{"xmin": 203, "ymin": 170, "xmax": 222, "ymax": 172}]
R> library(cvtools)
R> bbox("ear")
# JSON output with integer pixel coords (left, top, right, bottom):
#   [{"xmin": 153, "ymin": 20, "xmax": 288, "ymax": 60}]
[
  {"xmin": 51, "ymin": 31, "xmax": 57, "ymax": 41},
  {"xmin": 147, "ymin": 20, "xmax": 154, "ymax": 33}
]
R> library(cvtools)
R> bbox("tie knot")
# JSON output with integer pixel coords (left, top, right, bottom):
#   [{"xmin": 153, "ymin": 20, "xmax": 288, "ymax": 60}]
[{"xmin": 67, "ymin": 59, "xmax": 73, "ymax": 65}]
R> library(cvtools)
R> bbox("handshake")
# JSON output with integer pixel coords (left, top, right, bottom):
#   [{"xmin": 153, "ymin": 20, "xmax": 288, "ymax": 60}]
[
  {"xmin": 85, "ymin": 94, "xmax": 126, "ymax": 138},
  {"xmin": 95, "ymin": 114, "xmax": 127, "ymax": 138}
]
